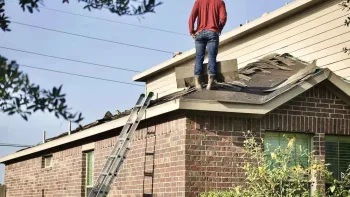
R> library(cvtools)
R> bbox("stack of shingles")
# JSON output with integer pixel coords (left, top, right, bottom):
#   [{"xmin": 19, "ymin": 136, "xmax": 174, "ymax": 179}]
[{"xmin": 215, "ymin": 53, "xmax": 314, "ymax": 92}]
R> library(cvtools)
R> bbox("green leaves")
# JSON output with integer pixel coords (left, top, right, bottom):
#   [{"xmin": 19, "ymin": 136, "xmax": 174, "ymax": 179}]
[
  {"xmin": 340, "ymin": 1, "xmax": 350, "ymax": 54},
  {"xmin": 0, "ymin": 0, "xmax": 162, "ymax": 32},
  {"xmin": 81, "ymin": 0, "xmax": 162, "ymax": 16},
  {"xmin": 0, "ymin": 2, "xmax": 10, "ymax": 31},
  {"xmin": 0, "ymin": 55, "xmax": 83, "ymax": 123},
  {"xmin": 200, "ymin": 132, "xmax": 350, "ymax": 197}
]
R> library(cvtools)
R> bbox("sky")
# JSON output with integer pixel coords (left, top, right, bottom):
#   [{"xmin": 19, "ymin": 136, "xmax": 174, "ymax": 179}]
[{"xmin": 0, "ymin": 0, "xmax": 294, "ymax": 183}]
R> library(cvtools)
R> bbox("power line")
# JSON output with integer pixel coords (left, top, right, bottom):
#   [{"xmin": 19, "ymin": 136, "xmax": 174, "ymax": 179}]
[
  {"xmin": 0, "ymin": 143, "xmax": 32, "ymax": 148},
  {"xmin": 0, "ymin": 46, "xmax": 141, "ymax": 73},
  {"xmin": 5, "ymin": 0, "xmax": 189, "ymax": 37},
  {"xmin": 19, "ymin": 64, "xmax": 144, "ymax": 87},
  {"xmin": 11, "ymin": 21, "xmax": 174, "ymax": 55}
]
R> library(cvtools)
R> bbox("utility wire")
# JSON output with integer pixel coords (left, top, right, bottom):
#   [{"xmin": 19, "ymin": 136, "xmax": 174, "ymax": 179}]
[
  {"xmin": 11, "ymin": 21, "xmax": 174, "ymax": 54},
  {"xmin": 19, "ymin": 64, "xmax": 144, "ymax": 87},
  {"xmin": 0, "ymin": 143, "xmax": 32, "ymax": 148},
  {"xmin": 5, "ymin": 0, "xmax": 189, "ymax": 37},
  {"xmin": 0, "ymin": 46, "xmax": 141, "ymax": 73}
]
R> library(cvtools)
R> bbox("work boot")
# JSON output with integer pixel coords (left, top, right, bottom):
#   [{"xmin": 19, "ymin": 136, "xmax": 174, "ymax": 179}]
[
  {"xmin": 206, "ymin": 75, "xmax": 215, "ymax": 90},
  {"xmin": 194, "ymin": 75, "xmax": 203, "ymax": 91}
]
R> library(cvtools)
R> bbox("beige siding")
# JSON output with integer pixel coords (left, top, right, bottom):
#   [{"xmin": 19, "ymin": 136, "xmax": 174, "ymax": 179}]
[
  {"xmin": 216, "ymin": 0, "xmax": 350, "ymax": 79},
  {"xmin": 146, "ymin": 68, "xmax": 184, "ymax": 99},
  {"xmin": 146, "ymin": 0, "xmax": 350, "ymax": 99}
]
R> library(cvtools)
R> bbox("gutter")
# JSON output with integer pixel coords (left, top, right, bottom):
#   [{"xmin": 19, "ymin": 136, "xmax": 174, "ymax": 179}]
[{"xmin": 0, "ymin": 99, "xmax": 180, "ymax": 163}]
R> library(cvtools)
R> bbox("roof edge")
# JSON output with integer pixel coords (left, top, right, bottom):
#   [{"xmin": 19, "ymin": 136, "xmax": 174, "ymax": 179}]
[
  {"xmin": 0, "ymin": 99, "xmax": 181, "ymax": 164},
  {"xmin": 179, "ymin": 69, "xmax": 349, "ymax": 115},
  {"xmin": 133, "ymin": 0, "xmax": 325, "ymax": 82}
]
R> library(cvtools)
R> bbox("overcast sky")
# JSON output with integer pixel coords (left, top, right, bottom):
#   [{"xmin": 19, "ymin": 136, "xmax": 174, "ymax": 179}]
[{"xmin": 0, "ymin": 0, "xmax": 294, "ymax": 183}]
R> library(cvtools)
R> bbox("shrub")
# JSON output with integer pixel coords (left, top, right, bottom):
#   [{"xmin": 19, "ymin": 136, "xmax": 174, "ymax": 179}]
[{"xmin": 200, "ymin": 132, "xmax": 350, "ymax": 197}]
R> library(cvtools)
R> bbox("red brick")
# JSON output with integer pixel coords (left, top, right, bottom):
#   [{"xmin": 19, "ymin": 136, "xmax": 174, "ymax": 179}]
[
  {"xmin": 331, "ymin": 114, "xmax": 344, "ymax": 119},
  {"xmin": 316, "ymin": 103, "xmax": 330, "ymax": 108},
  {"xmin": 330, "ymin": 104, "xmax": 345, "ymax": 109},
  {"xmin": 321, "ymin": 99, "xmax": 335, "ymax": 104},
  {"xmin": 308, "ymin": 98, "xmax": 321, "ymax": 103},
  {"xmin": 335, "ymin": 109, "xmax": 348, "ymax": 114},
  {"xmin": 288, "ymin": 110, "xmax": 302, "ymax": 115},
  {"xmin": 293, "ymin": 106, "xmax": 307, "ymax": 111},
  {"xmin": 289, "ymin": 101, "xmax": 302, "ymax": 106},
  {"xmin": 302, "ymin": 102, "xmax": 316, "ymax": 107},
  {"xmin": 321, "ymin": 108, "xmax": 334, "ymax": 113},
  {"xmin": 307, "ymin": 107, "xmax": 321, "ymax": 112}
]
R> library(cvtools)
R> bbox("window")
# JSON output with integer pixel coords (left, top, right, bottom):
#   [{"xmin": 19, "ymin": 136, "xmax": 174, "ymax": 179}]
[
  {"xmin": 264, "ymin": 132, "xmax": 311, "ymax": 167},
  {"xmin": 42, "ymin": 155, "xmax": 53, "ymax": 168},
  {"xmin": 85, "ymin": 151, "xmax": 94, "ymax": 197},
  {"xmin": 325, "ymin": 136, "xmax": 350, "ymax": 180}
]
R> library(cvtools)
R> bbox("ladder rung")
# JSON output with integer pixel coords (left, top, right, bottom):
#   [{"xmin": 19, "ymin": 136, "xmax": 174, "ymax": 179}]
[
  {"xmin": 135, "ymin": 104, "xmax": 143, "ymax": 108},
  {"xmin": 119, "ymin": 137, "xmax": 130, "ymax": 141},
  {"xmin": 145, "ymin": 152, "xmax": 155, "ymax": 156},
  {"xmin": 147, "ymin": 131, "xmax": 155, "ymax": 135},
  {"xmin": 144, "ymin": 172, "xmax": 153, "ymax": 177},
  {"xmin": 108, "ymin": 155, "xmax": 117, "ymax": 158}
]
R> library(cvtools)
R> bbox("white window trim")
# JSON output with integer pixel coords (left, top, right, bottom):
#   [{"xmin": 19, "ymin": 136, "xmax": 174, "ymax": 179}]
[
  {"xmin": 43, "ymin": 155, "xmax": 53, "ymax": 168},
  {"xmin": 85, "ymin": 151, "xmax": 94, "ymax": 197}
]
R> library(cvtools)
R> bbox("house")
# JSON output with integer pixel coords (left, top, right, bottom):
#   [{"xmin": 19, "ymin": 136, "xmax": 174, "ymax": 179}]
[{"xmin": 1, "ymin": 0, "xmax": 350, "ymax": 196}]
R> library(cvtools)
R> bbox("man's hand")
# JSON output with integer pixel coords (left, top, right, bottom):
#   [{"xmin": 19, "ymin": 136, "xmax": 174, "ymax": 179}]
[{"xmin": 191, "ymin": 32, "xmax": 199, "ymax": 39}]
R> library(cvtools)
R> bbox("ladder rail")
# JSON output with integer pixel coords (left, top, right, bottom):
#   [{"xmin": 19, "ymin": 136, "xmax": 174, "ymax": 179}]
[
  {"xmin": 88, "ymin": 92, "xmax": 153, "ymax": 197},
  {"xmin": 88, "ymin": 95, "xmax": 144, "ymax": 196},
  {"xmin": 94, "ymin": 93, "xmax": 153, "ymax": 196}
]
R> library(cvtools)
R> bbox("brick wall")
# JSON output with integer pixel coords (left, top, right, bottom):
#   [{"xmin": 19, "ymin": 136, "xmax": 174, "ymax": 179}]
[
  {"xmin": 94, "ymin": 115, "xmax": 187, "ymax": 197},
  {"xmin": 4, "ymin": 115, "xmax": 186, "ymax": 197},
  {"xmin": 185, "ymin": 83, "xmax": 350, "ymax": 196},
  {"xmin": 3, "ymin": 83, "xmax": 350, "ymax": 197},
  {"xmin": 5, "ymin": 146, "xmax": 83, "ymax": 197}
]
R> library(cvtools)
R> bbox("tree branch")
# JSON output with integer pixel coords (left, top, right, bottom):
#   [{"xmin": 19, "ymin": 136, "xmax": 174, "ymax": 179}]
[
  {"xmin": 340, "ymin": 0, "xmax": 350, "ymax": 53},
  {"xmin": 0, "ymin": 55, "xmax": 83, "ymax": 123},
  {"xmin": 0, "ymin": 0, "xmax": 162, "ymax": 31}
]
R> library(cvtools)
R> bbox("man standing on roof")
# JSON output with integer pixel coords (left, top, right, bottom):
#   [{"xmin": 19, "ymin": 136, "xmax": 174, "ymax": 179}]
[{"xmin": 189, "ymin": 0, "xmax": 227, "ymax": 90}]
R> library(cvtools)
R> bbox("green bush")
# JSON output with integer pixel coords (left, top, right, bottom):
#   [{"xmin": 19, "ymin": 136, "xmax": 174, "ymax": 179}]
[{"xmin": 200, "ymin": 132, "xmax": 350, "ymax": 197}]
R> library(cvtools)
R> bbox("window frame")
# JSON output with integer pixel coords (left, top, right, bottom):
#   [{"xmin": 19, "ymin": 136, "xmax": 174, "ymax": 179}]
[
  {"xmin": 85, "ymin": 151, "xmax": 94, "ymax": 197},
  {"xmin": 325, "ymin": 135, "xmax": 350, "ymax": 180},
  {"xmin": 42, "ymin": 155, "xmax": 53, "ymax": 168},
  {"xmin": 264, "ymin": 132, "xmax": 312, "ymax": 167}
]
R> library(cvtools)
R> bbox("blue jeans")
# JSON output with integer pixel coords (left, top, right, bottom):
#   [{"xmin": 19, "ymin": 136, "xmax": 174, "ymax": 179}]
[{"xmin": 194, "ymin": 30, "xmax": 219, "ymax": 76}]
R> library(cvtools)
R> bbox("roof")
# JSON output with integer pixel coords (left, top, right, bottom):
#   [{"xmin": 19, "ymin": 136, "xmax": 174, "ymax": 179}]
[
  {"xmin": 133, "ymin": 0, "xmax": 325, "ymax": 82},
  {"xmin": 1, "ymin": 53, "xmax": 349, "ymax": 164}
]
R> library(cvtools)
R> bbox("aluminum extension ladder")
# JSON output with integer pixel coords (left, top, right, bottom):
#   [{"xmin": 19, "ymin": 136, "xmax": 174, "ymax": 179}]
[{"xmin": 88, "ymin": 92, "xmax": 153, "ymax": 197}]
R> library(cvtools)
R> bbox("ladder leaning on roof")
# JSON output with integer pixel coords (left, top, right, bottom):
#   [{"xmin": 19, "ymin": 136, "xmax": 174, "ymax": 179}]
[{"xmin": 88, "ymin": 92, "xmax": 154, "ymax": 197}]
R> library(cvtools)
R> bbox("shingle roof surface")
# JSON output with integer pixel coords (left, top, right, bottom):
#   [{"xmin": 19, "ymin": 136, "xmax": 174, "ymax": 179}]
[{"xmin": 19, "ymin": 53, "xmax": 322, "ymax": 151}]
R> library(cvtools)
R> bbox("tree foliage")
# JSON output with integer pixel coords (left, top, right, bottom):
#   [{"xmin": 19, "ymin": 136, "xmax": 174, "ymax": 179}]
[
  {"xmin": 0, "ymin": 0, "xmax": 162, "ymax": 32},
  {"xmin": 0, "ymin": 56, "xmax": 83, "ymax": 122},
  {"xmin": 200, "ymin": 132, "xmax": 350, "ymax": 197},
  {"xmin": 340, "ymin": 0, "xmax": 350, "ymax": 54},
  {"xmin": 0, "ymin": 0, "xmax": 162, "ymax": 121}
]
